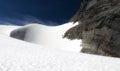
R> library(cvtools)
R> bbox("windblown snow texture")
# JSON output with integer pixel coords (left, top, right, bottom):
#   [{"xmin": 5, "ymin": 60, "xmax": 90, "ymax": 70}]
[{"xmin": 64, "ymin": 0, "xmax": 120, "ymax": 57}]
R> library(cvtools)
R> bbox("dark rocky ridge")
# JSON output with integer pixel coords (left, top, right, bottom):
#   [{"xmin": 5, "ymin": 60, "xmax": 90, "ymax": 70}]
[{"xmin": 64, "ymin": 0, "xmax": 120, "ymax": 57}]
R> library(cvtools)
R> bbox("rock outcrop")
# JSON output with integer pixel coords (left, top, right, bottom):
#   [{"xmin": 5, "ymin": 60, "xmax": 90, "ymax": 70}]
[{"xmin": 64, "ymin": 0, "xmax": 120, "ymax": 57}]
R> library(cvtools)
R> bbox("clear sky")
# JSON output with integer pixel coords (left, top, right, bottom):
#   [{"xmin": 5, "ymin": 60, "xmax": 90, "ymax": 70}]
[{"xmin": 0, "ymin": 0, "xmax": 82, "ymax": 25}]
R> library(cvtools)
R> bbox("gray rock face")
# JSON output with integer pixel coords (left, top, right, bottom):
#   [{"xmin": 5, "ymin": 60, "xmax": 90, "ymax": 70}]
[{"xmin": 64, "ymin": 0, "xmax": 120, "ymax": 57}]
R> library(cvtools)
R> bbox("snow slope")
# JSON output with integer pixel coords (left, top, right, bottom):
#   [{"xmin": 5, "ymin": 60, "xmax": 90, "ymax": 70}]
[
  {"xmin": 0, "ymin": 32, "xmax": 120, "ymax": 71},
  {"xmin": 0, "ymin": 25, "xmax": 20, "ymax": 36},
  {"xmin": 10, "ymin": 22, "xmax": 82, "ymax": 53},
  {"xmin": 0, "ymin": 23, "xmax": 120, "ymax": 71}
]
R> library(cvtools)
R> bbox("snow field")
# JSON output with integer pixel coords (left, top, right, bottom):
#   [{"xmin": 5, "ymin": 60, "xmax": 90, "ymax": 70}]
[{"xmin": 0, "ymin": 23, "xmax": 119, "ymax": 71}]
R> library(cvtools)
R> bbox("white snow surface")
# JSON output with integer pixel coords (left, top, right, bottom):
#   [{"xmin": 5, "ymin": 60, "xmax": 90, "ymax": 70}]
[
  {"xmin": 0, "ymin": 25, "xmax": 20, "ymax": 36},
  {"xmin": 10, "ymin": 22, "xmax": 82, "ymax": 53},
  {"xmin": 0, "ymin": 23, "xmax": 120, "ymax": 71}
]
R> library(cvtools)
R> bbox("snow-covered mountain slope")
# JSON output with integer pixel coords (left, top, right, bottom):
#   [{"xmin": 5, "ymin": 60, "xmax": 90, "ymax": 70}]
[
  {"xmin": 0, "ymin": 23, "xmax": 120, "ymax": 71},
  {"xmin": 10, "ymin": 22, "xmax": 82, "ymax": 53},
  {"xmin": 0, "ymin": 32, "xmax": 120, "ymax": 71}
]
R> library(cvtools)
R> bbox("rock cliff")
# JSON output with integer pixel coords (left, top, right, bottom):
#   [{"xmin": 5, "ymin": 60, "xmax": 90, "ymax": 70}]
[{"xmin": 64, "ymin": 0, "xmax": 120, "ymax": 57}]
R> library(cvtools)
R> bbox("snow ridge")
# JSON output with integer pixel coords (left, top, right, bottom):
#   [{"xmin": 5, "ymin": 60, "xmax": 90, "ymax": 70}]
[{"xmin": 10, "ymin": 22, "xmax": 82, "ymax": 53}]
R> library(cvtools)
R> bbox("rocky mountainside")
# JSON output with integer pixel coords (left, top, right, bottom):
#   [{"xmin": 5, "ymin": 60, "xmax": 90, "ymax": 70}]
[{"xmin": 64, "ymin": 0, "xmax": 120, "ymax": 57}]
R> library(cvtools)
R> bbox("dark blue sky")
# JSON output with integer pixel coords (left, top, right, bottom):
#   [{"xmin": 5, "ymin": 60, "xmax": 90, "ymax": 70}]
[{"xmin": 0, "ymin": 0, "xmax": 82, "ymax": 25}]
